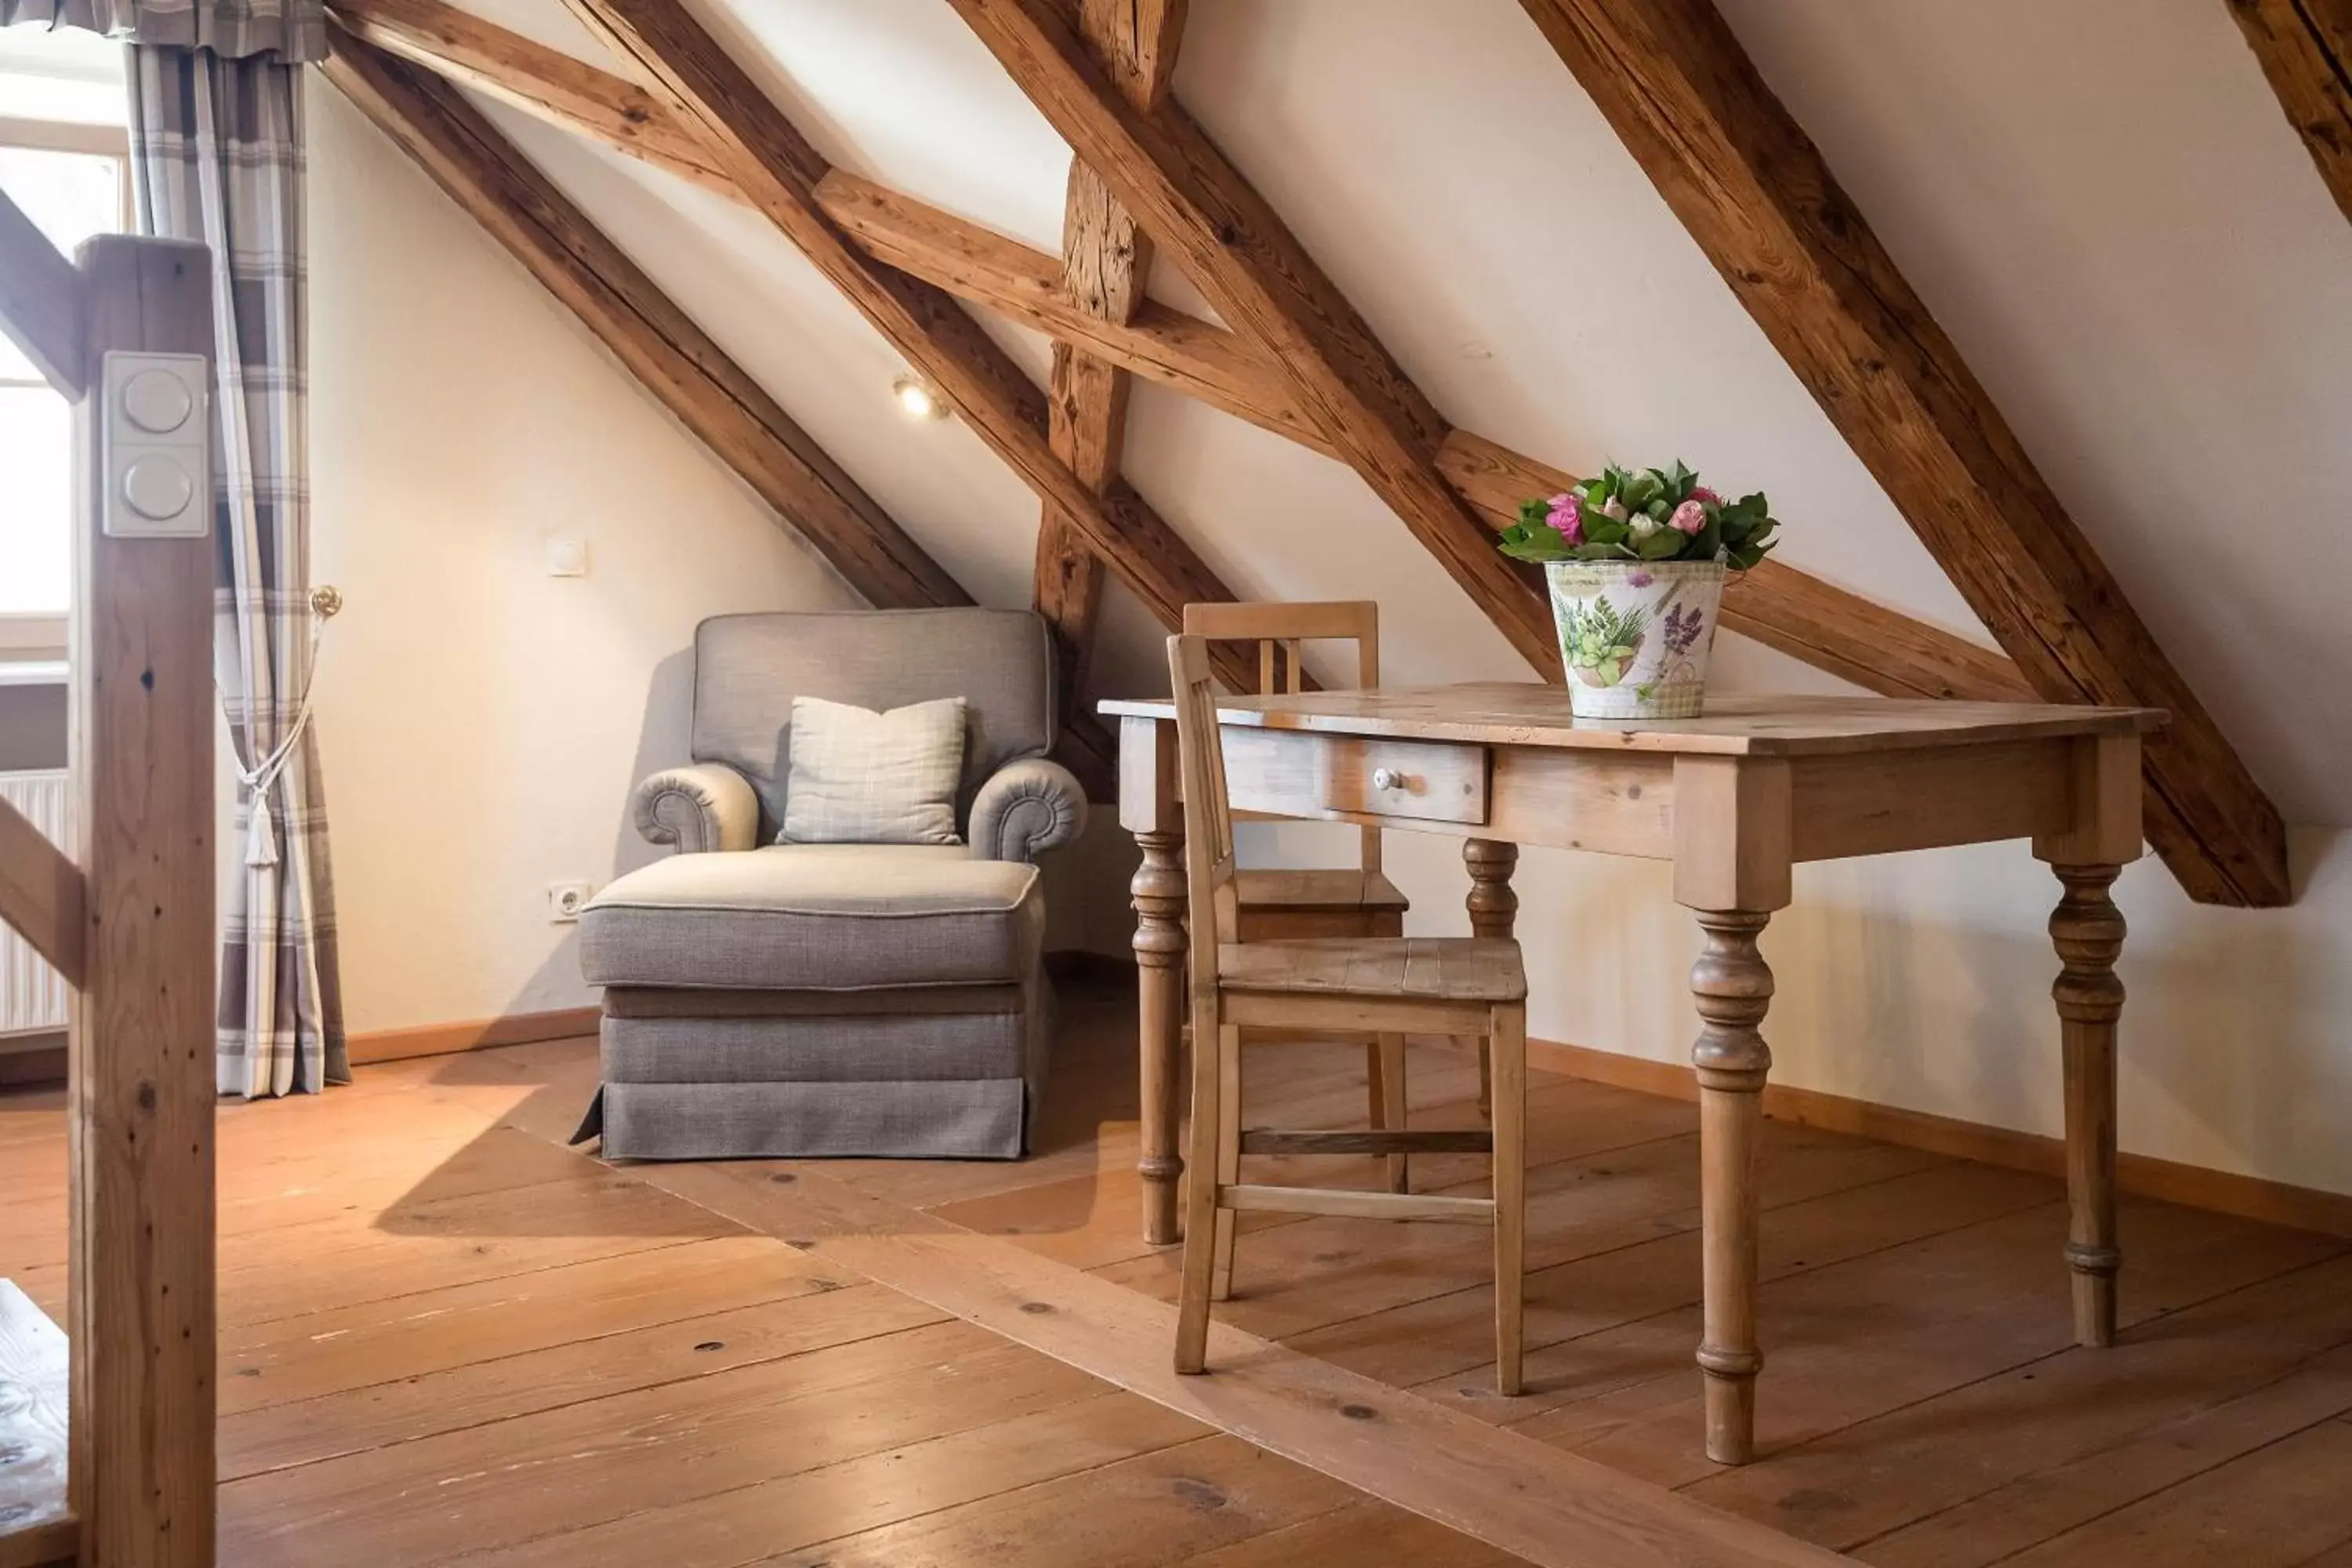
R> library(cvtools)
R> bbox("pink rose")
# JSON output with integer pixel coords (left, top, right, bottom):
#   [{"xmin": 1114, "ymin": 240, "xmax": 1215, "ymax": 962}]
[
  {"xmin": 1669, "ymin": 499, "xmax": 1707, "ymax": 535},
  {"xmin": 1692, "ymin": 486, "xmax": 1720, "ymax": 506},
  {"xmin": 1544, "ymin": 492, "xmax": 1584, "ymax": 545}
]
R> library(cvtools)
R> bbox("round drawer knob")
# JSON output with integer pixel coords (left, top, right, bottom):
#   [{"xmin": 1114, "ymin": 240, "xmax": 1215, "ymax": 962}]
[{"xmin": 1373, "ymin": 768, "xmax": 1400, "ymax": 790}]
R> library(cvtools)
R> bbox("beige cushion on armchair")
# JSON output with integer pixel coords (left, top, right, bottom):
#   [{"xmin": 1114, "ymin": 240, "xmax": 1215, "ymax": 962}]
[{"xmin": 779, "ymin": 695, "xmax": 967, "ymax": 846}]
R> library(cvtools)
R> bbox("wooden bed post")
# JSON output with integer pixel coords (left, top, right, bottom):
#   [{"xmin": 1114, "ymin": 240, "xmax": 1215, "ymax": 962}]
[{"xmin": 66, "ymin": 234, "xmax": 219, "ymax": 1568}]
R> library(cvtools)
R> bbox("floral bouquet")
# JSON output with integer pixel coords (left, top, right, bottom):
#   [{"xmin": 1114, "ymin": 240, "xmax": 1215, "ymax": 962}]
[
  {"xmin": 1497, "ymin": 462, "xmax": 1779, "ymax": 719},
  {"xmin": 1496, "ymin": 461, "xmax": 1778, "ymax": 570}
]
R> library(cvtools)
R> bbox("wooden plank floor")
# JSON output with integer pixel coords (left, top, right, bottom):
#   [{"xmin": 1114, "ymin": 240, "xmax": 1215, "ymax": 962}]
[
  {"xmin": 0, "ymin": 1010, "xmax": 1537, "ymax": 1567},
  {"xmin": 3, "ymin": 973, "xmax": 2349, "ymax": 1565}
]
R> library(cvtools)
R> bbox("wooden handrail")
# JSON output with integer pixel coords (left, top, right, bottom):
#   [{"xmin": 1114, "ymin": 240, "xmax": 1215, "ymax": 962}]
[
  {"xmin": 0, "ymin": 186, "xmax": 87, "ymax": 399},
  {"xmin": 0, "ymin": 797, "xmax": 84, "ymax": 989}
]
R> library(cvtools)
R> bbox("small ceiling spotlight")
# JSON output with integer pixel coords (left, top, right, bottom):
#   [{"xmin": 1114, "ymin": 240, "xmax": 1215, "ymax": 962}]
[{"xmin": 892, "ymin": 375, "xmax": 949, "ymax": 421}]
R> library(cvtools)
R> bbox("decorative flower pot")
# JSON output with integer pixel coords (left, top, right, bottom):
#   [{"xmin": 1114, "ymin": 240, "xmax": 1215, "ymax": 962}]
[{"xmin": 1544, "ymin": 558, "xmax": 1726, "ymax": 720}]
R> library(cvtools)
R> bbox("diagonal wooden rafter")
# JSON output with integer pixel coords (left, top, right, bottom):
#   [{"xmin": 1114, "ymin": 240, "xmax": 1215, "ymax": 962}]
[
  {"xmin": 946, "ymin": 0, "xmax": 1563, "ymax": 678},
  {"xmin": 546, "ymin": 0, "xmax": 1265, "ymax": 720},
  {"xmin": 322, "ymin": 0, "xmax": 2030, "ymax": 710},
  {"xmin": 0, "ymin": 184, "xmax": 88, "ymax": 398},
  {"xmin": 1035, "ymin": 0, "xmax": 1189, "ymax": 760},
  {"xmin": 2227, "ymin": 0, "xmax": 2352, "ymax": 227},
  {"xmin": 1514, "ymin": 0, "xmax": 2290, "ymax": 907},
  {"xmin": 1437, "ymin": 436, "xmax": 2036, "ymax": 705},
  {"xmin": 321, "ymin": 31, "xmax": 971, "ymax": 613},
  {"xmin": 0, "ymin": 795, "xmax": 85, "ymax": 989},
  {"xmin": 331, "ymin": 0, "xmax": 738, "ymax": 197}
]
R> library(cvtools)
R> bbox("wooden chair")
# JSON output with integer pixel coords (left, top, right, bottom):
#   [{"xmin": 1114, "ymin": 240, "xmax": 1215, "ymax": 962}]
[
  {"xmin": 1164, "ymin": 633, "xmax": 1529, "ymax": 1395},
  {"xmin": 1181, "ymin": 601, "xmax": 1417, "ymax": 1191}
]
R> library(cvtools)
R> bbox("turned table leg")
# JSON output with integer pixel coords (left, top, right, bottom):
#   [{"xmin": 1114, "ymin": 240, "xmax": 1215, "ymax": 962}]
[
  {"xmin": 1690, "ymin": 909, "xmax": 1773, "ymax": 1465},
  {"xmin": 1133, "ymin": 828, "xmax": 1189, "ymax": 1246},
  {"xmin": 2051, "ymin": 863, "xmax": 2125, "ymax": 1347},
  {"xmin": 1464, "ymin": 839, "xmax": 1519, "ymax": 1118}
]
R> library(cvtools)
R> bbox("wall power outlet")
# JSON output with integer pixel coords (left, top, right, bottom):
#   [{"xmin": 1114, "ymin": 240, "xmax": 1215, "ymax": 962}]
[{"xmin": 548, "ymin": 882, "xmax": 593, "ymax": 923}]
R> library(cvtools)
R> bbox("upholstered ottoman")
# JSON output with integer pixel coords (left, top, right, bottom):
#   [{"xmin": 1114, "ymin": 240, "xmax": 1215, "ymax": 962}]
[{"xmin": 577, "ymin": 844, "xmax": 1050, "ymax": 1160}]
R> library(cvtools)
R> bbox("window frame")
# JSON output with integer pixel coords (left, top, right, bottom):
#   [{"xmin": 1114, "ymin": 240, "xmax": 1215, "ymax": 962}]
[{"xmin": 0, "ymin": 114, "xmax": 132, "ymax": 655}]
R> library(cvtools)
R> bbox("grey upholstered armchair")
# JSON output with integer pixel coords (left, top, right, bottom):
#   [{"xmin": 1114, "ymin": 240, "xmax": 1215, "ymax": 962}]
[{"xmin": 575, "ymin": 608, "xmax": 1087, "ymax": 1161}]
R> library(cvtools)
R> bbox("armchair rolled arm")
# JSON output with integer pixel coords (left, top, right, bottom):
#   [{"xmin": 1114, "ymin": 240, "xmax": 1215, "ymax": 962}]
[
  {"xmin": 969, "ymin": 757, "xmax": 1087, "ymax": 862},
  {"xmin": 633, "ymin": 763, "xmax": 760, "ymax": 854}
]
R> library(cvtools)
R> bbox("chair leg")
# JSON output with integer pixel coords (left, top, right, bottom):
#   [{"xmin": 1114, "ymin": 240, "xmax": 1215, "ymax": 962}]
[
  {"xmin": 1210, "ymin": 1022, "xmax": 1242, "ymax": 1303},
  {"xmin": 1490, "ymin": 1004, "xmax": 1527, "ymax": 1397},
  {"xmin": 1377, "ymin": 1033, "xmax": 1410, "ymax": 1192},
  {"xmin": 1174, "ymin": 1009, "xmax": 1225, "ymax": 1375}
]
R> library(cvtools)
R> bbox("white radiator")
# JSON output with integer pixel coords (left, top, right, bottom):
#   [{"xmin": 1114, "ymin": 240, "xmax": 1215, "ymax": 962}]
[{"xmin": 0, "ymin": 771, "xmax": 71, "ymax": 1036}]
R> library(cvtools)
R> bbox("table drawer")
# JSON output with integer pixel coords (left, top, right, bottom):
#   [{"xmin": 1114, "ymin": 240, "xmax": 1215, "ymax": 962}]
[
  {"xmin": 1323, "ymin": 738, "xmax": 1488, "ymax": 823},
  {"xmin": 1223, "ymin": 728, "xmax": 1489, "ymax": 826}
]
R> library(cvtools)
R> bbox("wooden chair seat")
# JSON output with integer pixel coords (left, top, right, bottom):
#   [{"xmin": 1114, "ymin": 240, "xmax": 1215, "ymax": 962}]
[
  {"xmin": 1232, "ymin": 867, "xmax": 1410, "ymax": 917},
  {"xmin": 1216, "ymin": 937, "xmax": 1526, "ymax": 1004}
]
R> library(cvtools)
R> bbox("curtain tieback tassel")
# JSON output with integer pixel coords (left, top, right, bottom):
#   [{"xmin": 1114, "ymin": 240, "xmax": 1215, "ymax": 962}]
[{"xmin": 234, "ymin": 586, "xmax": 343, "ymax": 869}]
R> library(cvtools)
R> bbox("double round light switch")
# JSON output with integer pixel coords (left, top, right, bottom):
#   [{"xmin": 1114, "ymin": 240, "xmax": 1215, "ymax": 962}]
[
  {"xmin": 100, "ymin": 351, "xmax": 209, "ymax": 539},
  {"xmin": 122, "ymin": 456, "xmax": 197, "ymax": 521},
  {"xmin": 121, "ymin": 368, "xmax": 195, "ymax": 434}
]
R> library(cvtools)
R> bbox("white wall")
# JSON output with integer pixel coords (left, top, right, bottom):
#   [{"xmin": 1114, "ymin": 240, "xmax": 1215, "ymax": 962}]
[
  {"xmin": 1152, "ymin": 0, "xmax": 2352, "ymax": 1200},
  {"xmin": 305, "ymin": 84, "xmax": 869, "ymax": 1032},
  {"xmin": 298, "ymin": 0, "xmax": 2352, "ymax": 1201},
  {"xmin": 1368, "ymin": 825, "xmax": 2352, "ymax": 1200}
]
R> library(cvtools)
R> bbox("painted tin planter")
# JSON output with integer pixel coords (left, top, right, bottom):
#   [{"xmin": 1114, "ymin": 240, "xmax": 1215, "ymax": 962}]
[{"xmin": 1544, "ymin": 558, "xmax": 1726, "ymax": 720}]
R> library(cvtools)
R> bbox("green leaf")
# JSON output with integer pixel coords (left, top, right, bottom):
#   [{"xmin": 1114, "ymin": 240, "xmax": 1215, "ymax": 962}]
[
  {"xmin": 1693, "ymin": 514, "xmax": 1722, "ymax": 559},
  {"xmin": 1517, "ymin": 496, "xmax": 1552, "ymax": 528},
  {"xmin": 1584, "ymin": 515, "xmax": 1629, "ymax": 546},
  {"xmin": 1636, "ymin": 526, "xmax": 1685, "ymax": 560},
  {"xmin": 1623, "ymin": 470, "xmax": 1662, "ymax": 509}
]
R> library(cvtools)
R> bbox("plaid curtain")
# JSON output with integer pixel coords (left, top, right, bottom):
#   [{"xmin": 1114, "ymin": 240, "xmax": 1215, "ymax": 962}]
[
  {"xmin": 0, "ymin": 0, "xmax": 325, "ymax": 61},
  {"xmin": 132, "ymin": 45, "xmax": 346, "ymax": 1097}
]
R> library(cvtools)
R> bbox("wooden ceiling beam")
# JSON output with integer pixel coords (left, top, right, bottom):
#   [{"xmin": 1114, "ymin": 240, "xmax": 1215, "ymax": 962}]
[
  {"xmin": 1435, "ymin": 434, "xmax": 2036, "ymax": 704},
  {"xmin": 947, "ymin": 0, "xmax": 1563, "ymax": 678},
  {"xmin": 554, "ymin": 0, "xmax": 1261, "ymax": 704},
  {"xmin": 823, "ymin": 175, "xmax": 2033, "ymax": 703},
  {"xmin": 1035, "ymin": 0, "xmax": 1190, "ymax": 760},
  {"xmin": 321, "ymin": 33, "xmax": 971, "ymax": 612},
  {"xmin": 318, "ymin": 1, "xmax": 2041, "ymax": 711},
  {"xmin": 0, "ymin": 185, "xmax": 87, "ymax": 398},
  {"xmin": 819, "ymin": 169, "xmax": 1330, "ymax": 450},
  {"xmin": 331, "ymin": 0, "xmax": 735, "ymax": 195},
  {"xmin": 2227, "ymin": 0, "xmax": 2352, "ymax": 227},
  {"xmin": 1515, "ymin": 0, "xmax": 2289, "ymax": 906}
]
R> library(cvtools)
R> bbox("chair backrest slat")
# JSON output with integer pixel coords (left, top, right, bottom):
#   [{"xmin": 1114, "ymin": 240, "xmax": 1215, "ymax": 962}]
[
  {"xmin": 1180, "ymin": 601, "xmax": 1381, "ymax": 874},
  {"xmin": 1168, "ymin": 636, "xmax": 1240, "ymax": 1006}
]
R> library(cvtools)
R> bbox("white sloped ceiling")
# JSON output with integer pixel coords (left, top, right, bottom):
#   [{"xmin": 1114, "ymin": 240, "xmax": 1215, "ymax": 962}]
[{"xmin": 423, "ymin": 0, "xmax": 2347, "ymax": 825}]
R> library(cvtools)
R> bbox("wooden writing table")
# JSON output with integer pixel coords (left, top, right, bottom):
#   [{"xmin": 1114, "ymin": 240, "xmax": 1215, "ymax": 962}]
[{"xmin": 1103, "ymin": 686, "xmax": 2164, "ymax": 1464}]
